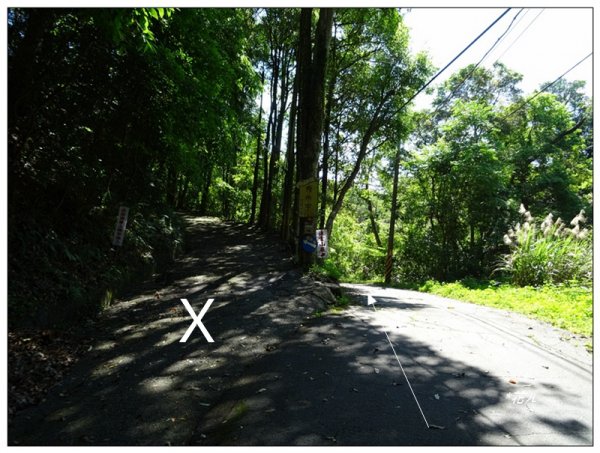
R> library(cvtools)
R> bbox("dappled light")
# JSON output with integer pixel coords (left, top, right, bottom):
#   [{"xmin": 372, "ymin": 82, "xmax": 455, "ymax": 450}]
[{"xmin": 9, "ymin": 218, "xmax": 592, "ymax": 446}]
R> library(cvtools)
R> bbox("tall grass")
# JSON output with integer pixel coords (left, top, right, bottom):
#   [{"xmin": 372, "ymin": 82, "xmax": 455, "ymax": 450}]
[{"xmin": 497, "ymin": 205, "xmax": 592, "ymax": 286}]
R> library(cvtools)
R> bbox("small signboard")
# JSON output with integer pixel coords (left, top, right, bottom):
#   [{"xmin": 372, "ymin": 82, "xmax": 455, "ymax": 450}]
[
  {"xmin": 112, "ymin": 206, "xmax": 129, "ymax": 247},
  {"xmin": 298, "ymin": 178, "xmax": 318, "ymax": 218},
  {"xmin": 316, "ymin": 229, "xmax": 329, "ymax": 259},
  {"xmin": 303, "ymin": 219, "xmax": 315, "ymax": 235},
  {"xmin": 301, "ymin": 234, "xmax": 318, "ymax": 253}
]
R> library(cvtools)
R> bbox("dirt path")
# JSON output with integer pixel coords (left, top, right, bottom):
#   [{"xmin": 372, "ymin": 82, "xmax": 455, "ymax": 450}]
[{"xmin": 8, "ymin": 216, "xmax": 333, "ymax": 446}]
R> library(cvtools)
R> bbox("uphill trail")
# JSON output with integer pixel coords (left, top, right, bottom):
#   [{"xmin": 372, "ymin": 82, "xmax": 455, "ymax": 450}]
[{"xmin": 8, "ymin": 215, "xmax": 335, "ymax": 446}]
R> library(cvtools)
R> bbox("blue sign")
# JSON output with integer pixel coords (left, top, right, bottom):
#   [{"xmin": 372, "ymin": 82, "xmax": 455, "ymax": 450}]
[{"xmin": 301, "ymin": 234, "xmax": 317, "ymax": 253}]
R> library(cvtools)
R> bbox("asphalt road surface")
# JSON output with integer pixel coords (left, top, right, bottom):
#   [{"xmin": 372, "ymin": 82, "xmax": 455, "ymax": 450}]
[{"xmin": 339, "ymin": 283, "xmax": 593, "ymax": 445}]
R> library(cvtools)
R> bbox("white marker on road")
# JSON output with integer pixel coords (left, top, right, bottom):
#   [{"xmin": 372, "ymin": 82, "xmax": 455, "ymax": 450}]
[{"xmin": 180, "ymin": 298, "xmax": 215, "ymax": 343}]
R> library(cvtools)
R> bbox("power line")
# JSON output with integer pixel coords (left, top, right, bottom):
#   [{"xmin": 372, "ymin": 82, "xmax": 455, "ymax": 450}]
[
  {"xmin": 504, "ymin": 7, "xmax": 531, "ymax": 34},
  {"xmin": 476, "ymin": 8, "xmax": 525, "ymax": 67},
  {"xmin": 431, "ymin": 8, "xmax": 524, "ymax": 117},
  {"xmin": 501, "ymin": 52, "xmax": 592, "ymax": 119},
  {"xmin": 396, "ymin": 8, "xmax": 512, "ymax": 113},
  {"xmin": 493, "ymin": 8, "xmax": 545, "ymax": 65},
  {"xmin": 487, "ymin": 7, "xmax": 531, "ymax": 62}
]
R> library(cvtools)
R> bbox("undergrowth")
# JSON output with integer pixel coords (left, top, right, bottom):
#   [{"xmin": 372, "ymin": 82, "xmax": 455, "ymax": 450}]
[
  {"xmin": 8, "ymin": 206, "xmax": 184, "ymax": 329},
  {"xmin": 497, "ymin": 205, "xmax": 592, "ymax": 286}
]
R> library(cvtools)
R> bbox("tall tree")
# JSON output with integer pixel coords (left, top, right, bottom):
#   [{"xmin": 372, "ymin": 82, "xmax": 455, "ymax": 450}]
[
  {"xmin": 249, "ymin": 69, "xmax": 265, "ymax": 224},
  {"xmin": 319, "ymin": 20, "xmax": 338, "ymax": 230},
  {"xmin": 7, "ymin": 8, "xmax": 262, "ymax": 323},
  {"xmin": 251, "ymin": 9, "xmax": 298, "ymax": 230},
  {"xmin": 323, "ymin": 9, "xmax": 431, "ymax": 237},
  {"xmin": 384, "ymin": 145, "xmax": 401, "ymax": 283},
  {"xmin": 295, "ymin": 8, "xmax": 334, "ymax": 267},
  {"xmin": 502, "ymin": 93, "xmax": 591, "ymax": 221},
  {"xmin": 281, "ymin": 70, "xmax": 299, "ymax": 241}
]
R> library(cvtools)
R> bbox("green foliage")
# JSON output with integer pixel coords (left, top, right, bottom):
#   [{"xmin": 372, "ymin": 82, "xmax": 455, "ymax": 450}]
[
  {"xmin": 387, "ymin": 68, "xmax": 591, "ymax": 285},
  {"xmin": 497, "ymin": 205, "xmax": 592, "ymax": 286},
  {"xmin": 501, "ymin": 93, "xmax": 591, "ymax": 221},
  {"xmin": 317, "ymin": 67, "xmax": 590, "ymax": 290},
  {"xmin": 331, "ymin": 293, "xmax": 352, "ymax": 313},
  {"xmin": 8, "ymin": 207, "xmax": 184, "ymax": 328},
  {"xmin": 397, "ymin": 128, "xmax": 508, "ymax": 280},
  {"xmin": 417, "ymin": 279, "xmax": 592, "ymax": 337},
  {"xmin": 8, "ymin": 8, "xmax": 256, "ymax": 327},
  {"xmin": 309, "ymin": 260, "xmax": 343, "ymax": 282},
  {"xmin": 327, "ymin": 209, "xmax": 385, "ymax": 282},
  {"xmin": 7, "ymin": 8, "xmax": 592, "ymax": 330},
  {"xmin": 91, "ymin": 8, "xmax": 174, "ymax": 51}
]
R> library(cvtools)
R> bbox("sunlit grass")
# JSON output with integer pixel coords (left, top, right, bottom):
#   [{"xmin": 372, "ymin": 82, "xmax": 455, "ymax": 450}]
[{"xmin": 418, "ymin": 280, "xmax": 592, "ymax": 338}]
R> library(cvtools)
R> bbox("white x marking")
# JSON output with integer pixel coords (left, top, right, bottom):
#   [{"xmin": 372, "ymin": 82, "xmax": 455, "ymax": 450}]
[{"xmin": 179, "ymin": 298, "xmax": 214, "ymax": 343}]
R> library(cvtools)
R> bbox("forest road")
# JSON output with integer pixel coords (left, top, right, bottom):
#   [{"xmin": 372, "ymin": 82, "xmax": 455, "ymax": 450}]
[
  {"xmin": 338, "ymin": 283, "xmax": 593, "ymax": 446},
  {"xmin": 8, "ymin": 216, "xmax": 592, "ymax": 446}
]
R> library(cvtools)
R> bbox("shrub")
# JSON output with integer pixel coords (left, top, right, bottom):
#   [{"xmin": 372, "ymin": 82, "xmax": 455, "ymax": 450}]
[
  {"xmin": 309, "ymin": 260, "xmax": 343, "ymax": 282},
  {"xmin": 8, "ymin": 207, "xmax": 184, "ymax": 329},
  {"xmin": 497, "ymin": 204, "xmax": 592, "ymax": 286},
  {"xmin": 326, "ymin": 211, "xmax": 385, "ymax": 282}
]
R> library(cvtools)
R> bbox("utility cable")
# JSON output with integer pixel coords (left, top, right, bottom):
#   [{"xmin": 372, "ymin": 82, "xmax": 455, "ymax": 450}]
[
  {"xmin": 502, "ymin": 52, "xmax": 592, "ymax": 119},
  {"xmin": 486, "ymin": 8, "xmax": 531, "ymax": 63},
  {"xmin": 396, "ymin": 8, "xmax": 512, "ymax": 113},
  {"xmin": 368, "ymin": 301, "xmax": 431, "ymax": 429},
  {"xmin": 382, "ymin": 328, "xmax": 432, "ymax": 428},
  {"xmin": 430, "ymin": 8, "xmax": 524, "ymax": 118},
  {"xmin": 493, "ymin": 9, "xmax": 544, "ymax": 65}
]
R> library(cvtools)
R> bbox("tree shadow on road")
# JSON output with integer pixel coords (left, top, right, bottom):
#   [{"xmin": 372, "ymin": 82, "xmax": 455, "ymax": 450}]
[
  {"xmin": 189, "ymin": 309, "xmax": 591, "ymax": 446},
  {"xmin": 7, "ymin": 218, "xmax": 592, "ymax": 446}
]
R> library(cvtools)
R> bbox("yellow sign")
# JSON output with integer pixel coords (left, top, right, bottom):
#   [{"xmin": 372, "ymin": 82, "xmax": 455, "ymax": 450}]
[{"xmin": 298, "ymin": 178, "xmax": 318, "ymax": 218}]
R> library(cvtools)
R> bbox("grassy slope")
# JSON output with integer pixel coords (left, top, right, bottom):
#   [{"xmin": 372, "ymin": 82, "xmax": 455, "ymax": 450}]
[{"xmin": 418, "ymin": 281, "xmax": 592, "ymax": 338}]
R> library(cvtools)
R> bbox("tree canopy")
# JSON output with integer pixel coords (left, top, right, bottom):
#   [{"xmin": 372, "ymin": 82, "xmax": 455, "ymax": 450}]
[{"xmin": 7, "ymin": 7, "xmax": 592, "ymax": 327}]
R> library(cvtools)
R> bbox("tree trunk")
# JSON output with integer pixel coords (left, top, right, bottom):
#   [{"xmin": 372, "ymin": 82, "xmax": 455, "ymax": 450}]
[
  {"xmin": 9, "ymin": 10, "xmax": 55, "ymax": 128},
  {"xmin": 295, "ymin": 8, "xmax": 334, "ymax": 269},
  {"xmin": 325, "ymin": 119, "xmax": 379, "ymax": 236},
  {"xmin": 324, "ymin": 136, "xmax": 369, "ymax": 237},
  {"xmin": 166, "ymin": 165, "xmax": 178, "ymax": 207},
  {"xmin": 257, "ymin": 85, "xmax": 274, "ymax": 226},
  {"xmin": 364, "ymin": 181, "xmax": 382, "ymax": 248},
  {"xmin": 384, "ymin": 146, "xmax": 401, "ymax": 284},
  {"xmin": 319, "ymin": 134, "xmax": 330, "ymax": 230},
  {"xmin": 319, "ymin": 31, "xmax": 337, "ymax": 230},
  {"xmin": 324, "ymin": 90, "xmax": 392, "ymax": 237},
  {"xmin": 281, "ymin": 69, "xmax": 299, "ymax": 241},
  {"xmin": 266, "ymin": 48, "xmax": 291, "ymax": 230},
  {"xmin": 333, "ymin": 119, "xmax": 341, "ymax": 205},
  {"xmin": 295, "ymin": 9, "xmax": 312, "ymax": 171},
  {"xmin": 249, "ymin": 69, "xmax": 265, "ymax": 224},
  {"xmin": 199, "ymin": 165, "xmax": 212, "ymax": 215},
  {"xmin": 177, "ymin": 174, "xmax": 189, "ymax": 209}
]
